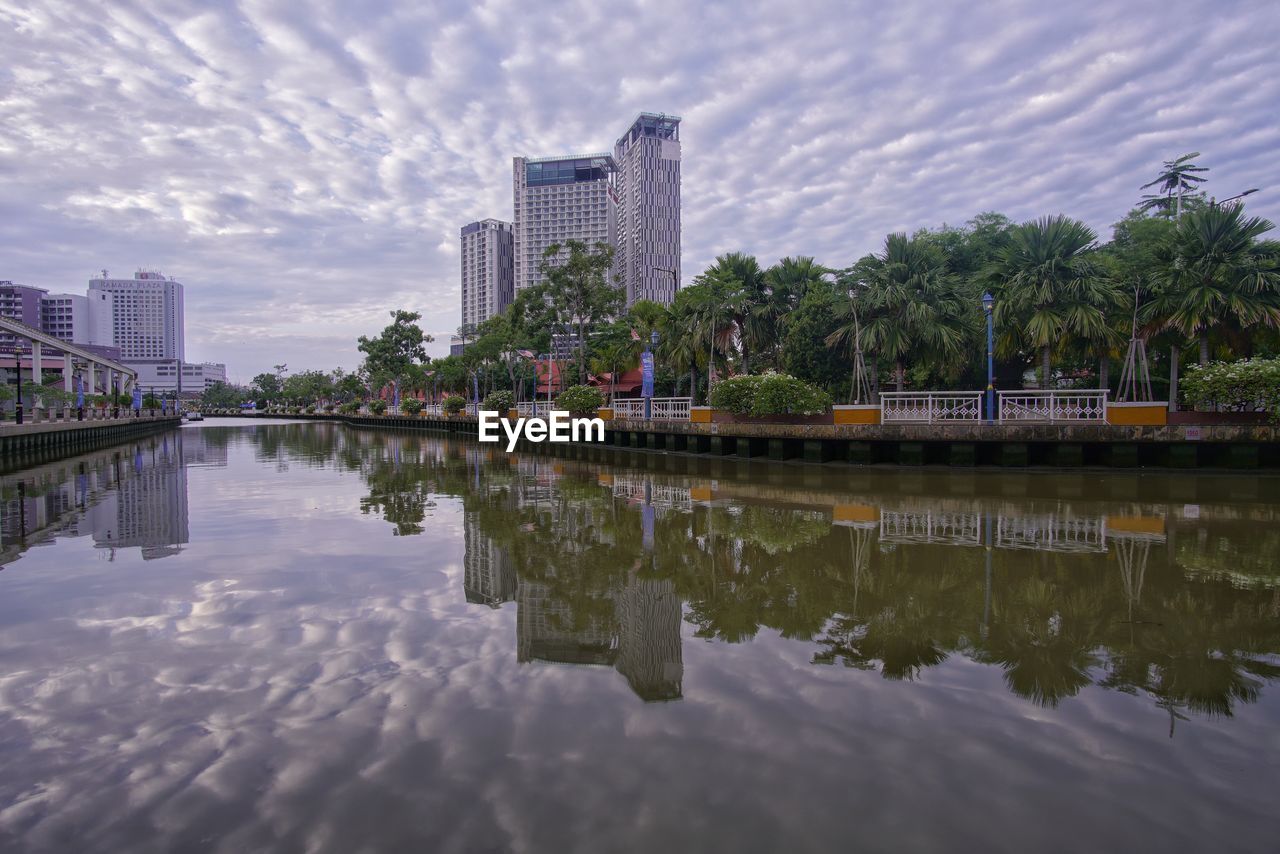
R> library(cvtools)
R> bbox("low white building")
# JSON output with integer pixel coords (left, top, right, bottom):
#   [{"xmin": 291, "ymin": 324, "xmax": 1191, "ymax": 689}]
[
  {"xmin": 128, "ymin": 359, "xmax": 228, "ymax": 396},
  {"xmin": 41, "ymin": 291, "xmax": 115, "ymax": 348}
]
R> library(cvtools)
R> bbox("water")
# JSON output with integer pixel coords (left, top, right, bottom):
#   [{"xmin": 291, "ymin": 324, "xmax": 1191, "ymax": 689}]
[{"xmin": 1, "ymin": 419, "xmax": 1278, "ymax": 853}]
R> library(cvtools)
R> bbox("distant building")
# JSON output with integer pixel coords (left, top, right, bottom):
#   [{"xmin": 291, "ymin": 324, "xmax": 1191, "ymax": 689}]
[
  {"xmin": 40, "ymin": 291, "xmax": 115, "ymax": 349},
  {"xmin": 89, "ymin": 269, "xmax": 185, "ymax": 362},
  {"xmin": 449, "ymin": 335, "xmax": 467, "ymax": 357},
  {"xmin": 0, "ymin": 281, "xmax": 47, "ymax": 348},
  {"xmin": 130, "ymin": 360, "xmax": 227, "ymax": 396},
  {"xmin": 460, "ymin": 219, "xmax": 514, "ymax": 328},
  {"xmin": 614, "ymin": 113, "xmax": 682, "ymax": 306},
  {"xmin": 512, "ymin": 153, "xmax": 618, "ymax": 294}
]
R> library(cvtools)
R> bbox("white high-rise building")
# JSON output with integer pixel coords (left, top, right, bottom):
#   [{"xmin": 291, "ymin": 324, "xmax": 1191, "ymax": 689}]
[
  {"xmin": 88, "ymin": 269, "xmax": 185, "ymax": 361},
  {"xmin": 40, "ymin": 291, "xmax": 115, "ymax": 348},
  {"xmin": 460, "ymin": 219, "xmax": 514, "ymax": 329},
  {"xmin": 512, "ymin": 153, "xmax": 618, "ymax": 293},
  {"xmin": 614, "ymin": 113, "xmax": 682, "ymax": 306}
]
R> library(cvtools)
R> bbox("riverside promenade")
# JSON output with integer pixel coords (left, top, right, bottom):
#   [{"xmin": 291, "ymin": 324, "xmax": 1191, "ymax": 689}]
[
  {"xmin": 207, "ymin": 410, "xmax": 1279, "ymax": 469},
  {"xmin": 0, "ymin": 413, "xmax": 182, "ymax": 469}
]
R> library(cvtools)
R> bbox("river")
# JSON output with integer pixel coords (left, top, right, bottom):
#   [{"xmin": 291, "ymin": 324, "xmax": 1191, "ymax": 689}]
[{"xmin": 1, "ymin": 419, "xmax": 1277, "ymax": 853}]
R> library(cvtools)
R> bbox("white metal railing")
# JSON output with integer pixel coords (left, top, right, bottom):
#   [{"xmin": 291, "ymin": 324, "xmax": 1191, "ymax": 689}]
[
  {"xmin": 421, "ymin": 404, "xmax": 442, "ymax": 416},
  {"xmin": 880, "ymin": 392, "xmax": 983, "ymax": 423},
  {"xmin": 611, "ymin": 397, "xmax": 691, "ymax": 421},
  {"xmin": 612, "ymin": 399, "xmax": 646, "ymax": 419},
  {"xmin": 517, "ymin": 401, "xmax": 547, "ymax": 417},
  {"xmin": 465, "ymin": 403, "xmax": 478, "ymax": 416},
  {"xmin": 999, "ymin": 390, "xmax": 1107, "ymax": 423}
]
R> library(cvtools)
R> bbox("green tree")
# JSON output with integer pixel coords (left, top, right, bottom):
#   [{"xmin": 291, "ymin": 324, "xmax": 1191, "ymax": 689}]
[
  {"xmin": 1140, "ymin": 152, "xmax": 1209, "ymax": 218},
  {"xmin": 983, "ymin": 216, "xmax": 1119, "ymax": 387},
  {"xmin": 539, "ymin": 240, "xmax": 622, "ymax": 384},
  {"xmin": 1147, "ymin": 204, "xmax": 1280, "ymax": 366},
  {"xmin": 251, "ymin": 372, "xmax": 282, "ymax": 403},
  {"xmin": 357, "ymin": 310, "xmax": 433, "ymax": 402},
  {"xmin": 852, "ymin": 233, "xmax": 971, "ymax": 391},
  {"xmin": 201, "ymin": 381, "xmax": 247, "ymax": 408}
]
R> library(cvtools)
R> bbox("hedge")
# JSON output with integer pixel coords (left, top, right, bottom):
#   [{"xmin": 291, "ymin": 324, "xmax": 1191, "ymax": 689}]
[
  {"xmin": 442, "ymin": 394, "xmax": 467, "ymax": 414},
  {"xmin": 709, "ymin": 372, "xmax": 832, "ymax": 417},
  {"xmin": 555, "ymin": 385, "xmax": 604, "ymax": 414},
  {"xmin": 483, "ymin": 390, "xmax": 514, "ymax": 412},
  {"xmin": 1182, "ymin": 358, "xmax": 1280, "ymax": 420}
]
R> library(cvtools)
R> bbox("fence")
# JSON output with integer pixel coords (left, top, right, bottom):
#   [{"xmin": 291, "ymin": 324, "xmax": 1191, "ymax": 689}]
[
  {"xmin": 998, "ymin": 390, "xmax": 1107, "ymax": 423},
  {"xmin": 880, "ymin": 392, "xmax": 983, "ymax": 423},
  {"xmin": 611, "ymin": 397, "xmax": 692, "ymax": 421}
]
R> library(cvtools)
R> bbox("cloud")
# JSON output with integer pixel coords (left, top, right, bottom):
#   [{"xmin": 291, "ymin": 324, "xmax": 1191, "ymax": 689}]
[{"xmin": 1, "ymin": 0, "xmax": 1278, "ymax": 379}]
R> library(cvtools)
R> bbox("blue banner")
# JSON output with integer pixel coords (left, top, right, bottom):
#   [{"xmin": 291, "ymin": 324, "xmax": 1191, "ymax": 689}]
[{"xmin": 641, "ymin": 351, "xmax": 655, "ymax": 398}]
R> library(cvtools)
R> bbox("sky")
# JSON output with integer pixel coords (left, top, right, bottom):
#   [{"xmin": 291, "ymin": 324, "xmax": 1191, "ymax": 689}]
[{"xmin": 2, "ymin": 0, "xmax": 1278, "ymax": 381}]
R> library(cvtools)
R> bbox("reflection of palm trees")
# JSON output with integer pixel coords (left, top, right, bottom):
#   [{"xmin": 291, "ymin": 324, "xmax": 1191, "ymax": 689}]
[
  {"xmin": 976, "ymin": 582, "xmax": 1105, "ymax": 707},
  {"xmin": 317, "ymin": 425, "xmax": 1280, "ymax": 722}
]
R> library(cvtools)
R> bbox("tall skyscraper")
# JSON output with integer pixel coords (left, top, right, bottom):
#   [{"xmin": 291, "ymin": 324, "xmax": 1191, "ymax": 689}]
[
  {"xmin": 88, "ymin": 270, "xmax": 185, "ymax": 361},
  {"xmin": 512, "ymin": 153, "xmax": 618, "ymax": 293},
  {"xmin": 614, "ymin": 113, "xmax": 681, "ymax": 306},
  {"xmin": 459, "ymin": 219, "xmax": 514, "ymax": 329}
]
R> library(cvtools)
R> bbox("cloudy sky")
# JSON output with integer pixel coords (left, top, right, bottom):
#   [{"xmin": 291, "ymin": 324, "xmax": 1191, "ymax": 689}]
[{"xmin": 2, "ymin": 0, "xmax": 1278, "ymax": 380}]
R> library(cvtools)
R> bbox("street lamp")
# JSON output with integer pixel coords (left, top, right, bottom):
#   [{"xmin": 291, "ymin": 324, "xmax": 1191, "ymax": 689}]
[
  {"xmin": 982, "ymin": 292, "xmax": 995, "ymax": 422},
  {"xmin": 653, "ymin": 266, "xmax": 678, "ymax": 298},
  {"xmin": 11, "ymin": 342, "xmax": 22, "ymax": 425},
  {"xmin": 1210, "ymin": 188, "xmax": 1259, "ymax": 208},
  {"xmin": 643, "ymin": 329, "xmax": 659, "ymax": 420}
]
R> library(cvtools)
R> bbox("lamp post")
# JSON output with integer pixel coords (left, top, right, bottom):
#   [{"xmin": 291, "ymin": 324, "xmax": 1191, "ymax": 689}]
[
  {"xmin": 642, "ymin": 329, "xmax": 658, "ymax": 419},
  {"xmin": 13, "ymin": 341, "xmax": 24, "ymax": 425},
  {"xmin": 1210, "ymin": 188, "xmax": 1259, "ymax": 209},
  {"xmin": 982, "ymin": 292, "xmax": 995, "ymax": 422}
]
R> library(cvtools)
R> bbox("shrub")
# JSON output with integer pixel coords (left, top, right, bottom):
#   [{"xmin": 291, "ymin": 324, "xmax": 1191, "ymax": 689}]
[
  {"xmin": 369, "ymin": 399, "xmax": 387, "ymax": 415},
  {"xmin": 555, "ymin": 384, "xmax": 604, "ymax": 414},
  {"xmin": 482, "ymin": 390, "xmax": 514, "ymax": 413},
  {"xmin": 709, "ymin": 371, "xmax": 831, "ymax": 417},
  {"xmin": 338, "ymin": 401, "xmax": 359, "ymax": 414},
  {"xmin": 1182, "ymin": 358, "xmax": 1280, "ymax": 420},
  {"xmin": 323, "ymin": 403, "xmax": 335, "ymax": 413},
  {"xmin": 305, "ymin": 404, "xmax": 317, "ymax": 413},
  {"xmin": 442, "ymin": 394, "xmax": 467, "ymax": 415},
  {"xmin": 708, "ymin": 374, "xmax": 762, "ymax": 413},
  {"xmin": 402, "ymin": 397, "xmax": 423, "ymax": 414},
  {"xmin": 142, "ymin": 395, "xmax": 161, "ymax": 410}
]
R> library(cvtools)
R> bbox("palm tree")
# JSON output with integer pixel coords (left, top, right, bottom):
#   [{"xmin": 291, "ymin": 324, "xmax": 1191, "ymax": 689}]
[
  {"xmin": 664, "ymin": 294, "xmax": 706, "ymax": 402},
  {"xmin": 697, "ymin": 253, "xmax": 771, "ymax": 372},
  {"xmin": 849, "ymin": 234, "xmax": 970, "ymax": 391},
  {"xmin": 1140, "ymin": 152, "xmax": 1209, "ymax": 218},
  {"xmin": 983, "ymin": 216, "xmax": 1118, "ymax": 388},
  {"xmin": 1146, "ymin": 204, "xmax": 1280, "ymax": 367}
]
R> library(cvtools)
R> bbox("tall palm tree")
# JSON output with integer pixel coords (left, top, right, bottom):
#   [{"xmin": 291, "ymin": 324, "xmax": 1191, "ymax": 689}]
[
  {"xmin": 1146, "ymin": 204, "xmax": 1280, "ymax": 366},
  {"xmin": 1139, "ymin": 152, "xmax": 1208, "ymax": 218},
  {"xmin": 663, "ymin": 294, "xmax": 706, "ymax": 402},
  {"xmin": 849, "ymin": 234, "xmax": 970, "ymax": 391},
  {"xmin": 697, "ymin": 253, "xmax": 771, "ymax": 372},
  {"xmin": 983, "ymin": 216, "xmax": 1117, "ymax": 388}
]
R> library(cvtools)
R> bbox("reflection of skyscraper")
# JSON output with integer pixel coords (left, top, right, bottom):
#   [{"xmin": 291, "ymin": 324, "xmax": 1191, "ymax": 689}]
[
  {"xmin": 614, "ymin": 577, "xmax": 683, "ymax": 701},
  {"xmin": 513, "ymin": 574, "xmax": 684, "ymax": 701},
  {"xmin": 463, "ymin": 512, "xmax": 517, "ymax": 607},
  {"xmin": 516, "ymin": 579, "xmax": 618, "ymax": 666},
  {"xmin": 93, "ymin": 433, "xmax": 190, "ymax": 559}
]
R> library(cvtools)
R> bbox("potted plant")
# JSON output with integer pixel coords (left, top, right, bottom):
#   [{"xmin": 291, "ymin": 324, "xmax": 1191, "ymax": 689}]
[
  {"xmin": 403, "ymin": 398, "xmax": 423, "ymax": 415},
  {"xmin": 442, "ymin": 394, "xmax": 467, "ymax": 416},
  {"xmin": 369, "ymin": 399, "xmax": 387, "ymax": 415}
]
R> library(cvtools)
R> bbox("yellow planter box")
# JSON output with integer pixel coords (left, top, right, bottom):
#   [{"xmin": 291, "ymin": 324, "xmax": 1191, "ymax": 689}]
[
  {"xmin": 832, "ymin": 503, "xmax": 880, "ymax": 524},
  {"xmin": 833, "ymin": 404, "xmax": 881, "ymax": 425},
  {"xmin": 690, "ymin": 406, "xmax": 713, "ymax": 423},
  {"xmin": 507, "ymin": 409, "xmax": 518, "ymax": 419},
  {"xmin": 1106, "ymin": 515, "xmax": 1166, "ymax": 536},
  {"xmin": 596, "ymin": 408, "xmax": 614, "ymax": 421},
  {"xmin": 1105, "ymin": 402, "xmax": 1168, "ymax": 426}
]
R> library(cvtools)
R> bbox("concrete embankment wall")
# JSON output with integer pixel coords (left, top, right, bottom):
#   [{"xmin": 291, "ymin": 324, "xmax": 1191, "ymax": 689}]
[
  {"xmin": 0, "ymin": 416, "xmax": 183, "ymax": 473},
  {"xmin": 210, "ymin": 410, "xmax": 1280, "ymax": 469}
]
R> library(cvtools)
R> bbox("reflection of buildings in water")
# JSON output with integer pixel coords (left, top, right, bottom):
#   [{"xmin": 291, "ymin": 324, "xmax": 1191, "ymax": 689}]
[
  {"xmin": 512, "ymin": 575, "xmax": 684, "ymax": 702},
  {"xmin": 463, "ymin": 512, "xmax": 517, "ymax": 607},
  {"xmin": 0, "ymin": 431, "xmax": 194, "ymax": 565}
]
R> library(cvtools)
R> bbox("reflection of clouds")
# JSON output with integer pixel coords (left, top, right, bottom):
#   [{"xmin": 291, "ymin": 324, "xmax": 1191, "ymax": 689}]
[{"xmin": 0, "ymin": 435, "xmax": 1277, "ymax": 851}]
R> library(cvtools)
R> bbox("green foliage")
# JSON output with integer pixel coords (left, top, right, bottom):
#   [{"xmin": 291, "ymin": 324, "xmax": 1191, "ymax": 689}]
[
  {"xmin": 201, "ymin": 381, "xmax": 247, "ymax": 409},
  {"xmin": 358, "ymin": 310, "xmax": 432, "ymax": 391},
  {"xmin": 442, "ymin": 394, "xmax": 467, "ymax": 415},
  {"xmin": 305, "ymin": 403, "xmax": 317, "ymax": 413},
  {"xmin": 780, "ymin": 277, "xmax": 847, "ymax": 392},
  {"xmin": 142, "ymin": 395, "xmax": 161, "ymax": 409},
  {"xmin": 555, "ymin": 384, "xmax": 604, "ymax": 414},
  {"xmin": 539, "ymin": 240, "xmax": 622, "ymax": 384},
  {"xmin": 1181, "ymin": 358, "xmax": 1280, "ymax": 418},
  {"xmin": 338, "ymin": 401, "xmax": 359, "ymax": 414},
  {"xmin": 710, "ymin": 372, "xmax": 831, "ymax": 416},
  {"xmin": 482, "ymin": 390, "xmax": 514, "ymax": 412},
  {"xmin": 251, "ymin": 372, "xmax": 282, "ymax": 401},
  {"xmin": 369, "ymin": 399, "xmax": 387, "ymax": 415},
  {"xmin": 402, "ymin": 397, "xmax": 423, "ymax": 415}
]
